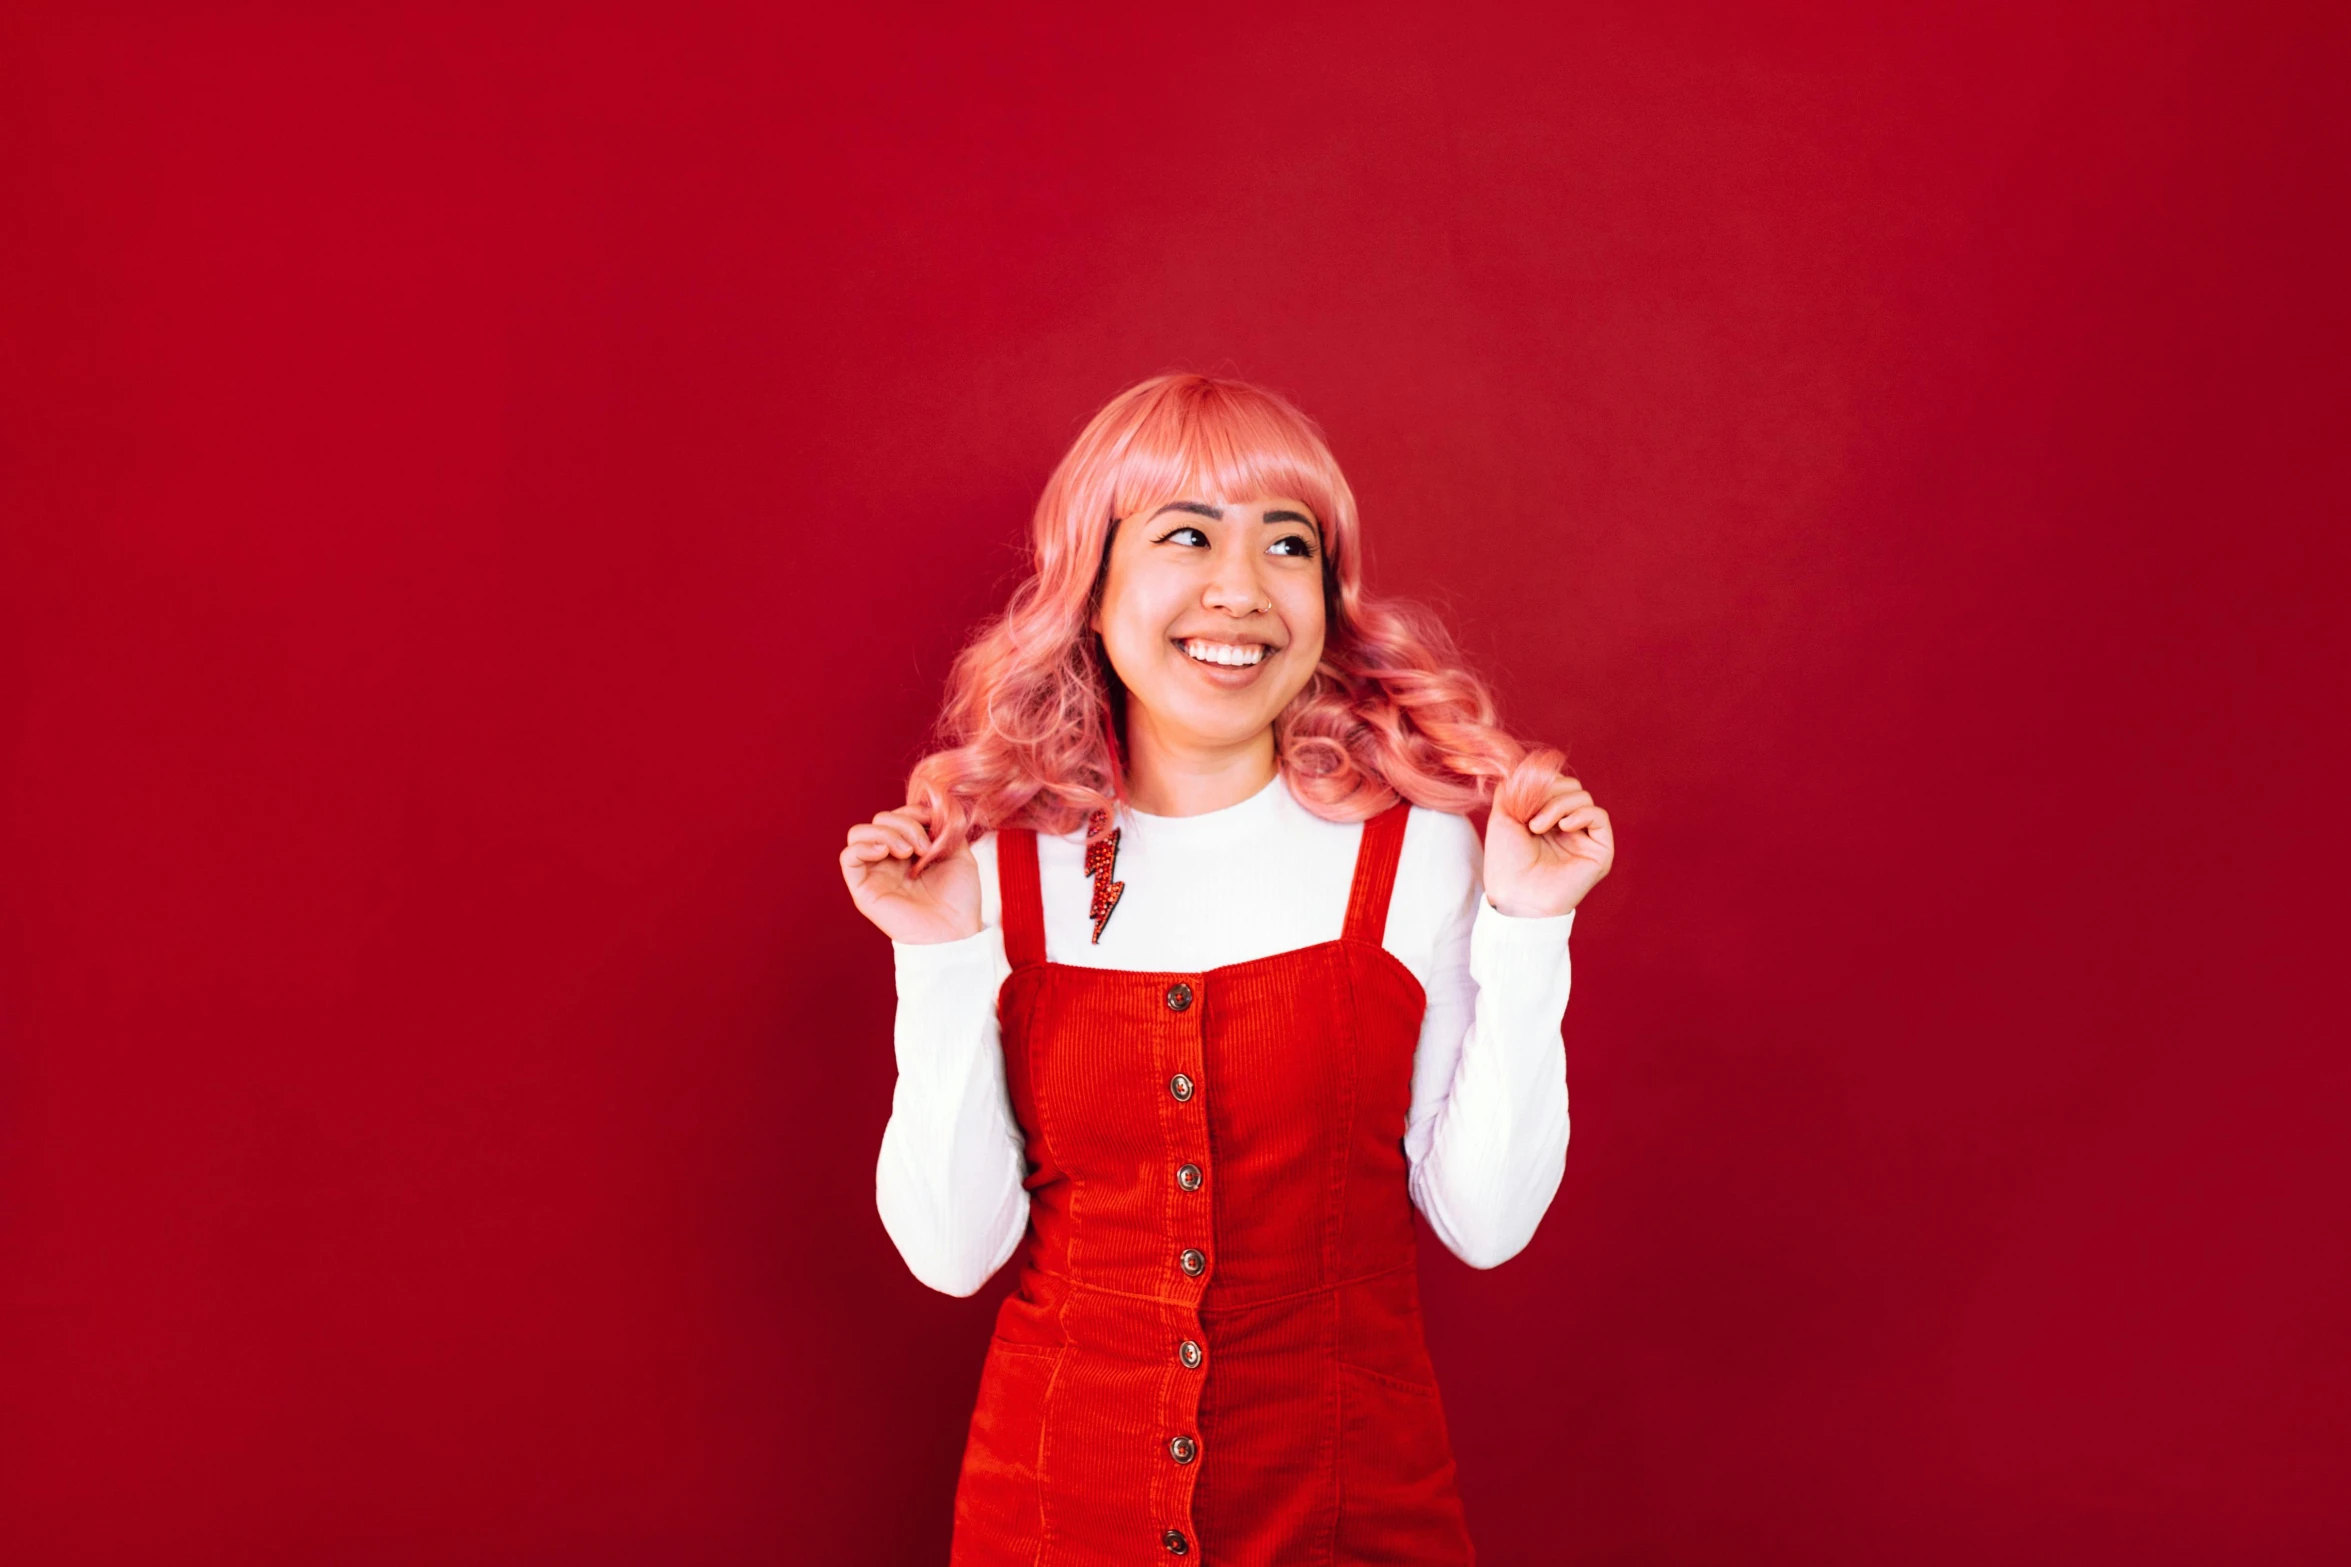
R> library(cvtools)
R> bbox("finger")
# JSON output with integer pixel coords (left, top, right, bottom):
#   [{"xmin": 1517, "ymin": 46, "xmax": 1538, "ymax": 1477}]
[
  {"xmin": 873, "ymin": 823, "xmax": 925, "ymax": 858},
  {"xmin": 1537, "ymin": 790, "xmax": 1593, "ymax": 831},
  {"xmin": 839, "ymin": 841, "xmax": 891, "ymax": 883},
  {"xmin": 1546, "ymin": 805, "xmax": 1605, "ymax": 838},
  {"xmin": 848, "ymin": 824, "xmax": 914, "ymax": 859},
  {"xmin": 874, "ymin": 808, "xmax": 935, "ymax": 852},
  {"xmin": 1529, "ymin": 788, "xmax": 1593, "ymax": 834},
  {"xmin": 872, "ymin": 810, "xmax": 935, "ymax": 855},
  {"xmin": 840, "ymin": 832, "xmax": 896, "ymax": 863}
]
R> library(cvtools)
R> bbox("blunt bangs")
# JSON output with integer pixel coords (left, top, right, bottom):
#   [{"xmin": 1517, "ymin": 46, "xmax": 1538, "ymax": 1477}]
[{"xmin": 1103, "ymin": 381, "xmax": 1347, "ymax": 546}]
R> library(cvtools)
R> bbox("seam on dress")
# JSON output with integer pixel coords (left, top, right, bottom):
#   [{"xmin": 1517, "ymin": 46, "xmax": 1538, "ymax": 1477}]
[
  {"xmin": 1332, "ymin": 1359, "xmax": 1442, "ymax": 1397},
  {"xmin": 1030, "ymin": 1304, "xmax": 1070, "ymax": 1564},
  {"xmin": 1320, "ymin": 953, "xmax": 1353, "ymax": 1295},
  {"xmin": 1030, "ymin": 1260, "xmax": 1417, "ymax": 1312}
]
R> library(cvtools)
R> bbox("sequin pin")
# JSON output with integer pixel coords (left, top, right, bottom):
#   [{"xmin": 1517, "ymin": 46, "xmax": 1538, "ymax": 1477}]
[{"xmin": 1084, "ymin": 807, "xmax": 1124, "ymax": 943}]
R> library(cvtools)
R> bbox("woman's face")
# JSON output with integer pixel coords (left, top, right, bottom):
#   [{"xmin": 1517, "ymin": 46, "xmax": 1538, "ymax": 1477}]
[{"xmin": 1089, "ymin": 493, "xmax": 1328, "ymax": 756}]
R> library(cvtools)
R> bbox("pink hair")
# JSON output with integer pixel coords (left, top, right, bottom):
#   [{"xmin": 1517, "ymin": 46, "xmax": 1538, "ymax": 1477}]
[{"xmin": 903, "ymin": 372, "xmax": 1571, "ymax": 869}]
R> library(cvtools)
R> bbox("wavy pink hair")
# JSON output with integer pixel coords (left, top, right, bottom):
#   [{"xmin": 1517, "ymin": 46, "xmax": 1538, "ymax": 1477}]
[{"xmin": 903, "ymin": 372, "xmax": 1570, "ymax": 870}]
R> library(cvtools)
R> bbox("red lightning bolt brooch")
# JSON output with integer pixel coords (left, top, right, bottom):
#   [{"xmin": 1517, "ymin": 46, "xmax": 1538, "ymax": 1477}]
[{"xmin": 1083, "ymin": 807, "xmax": 1123, "ymax": 943}]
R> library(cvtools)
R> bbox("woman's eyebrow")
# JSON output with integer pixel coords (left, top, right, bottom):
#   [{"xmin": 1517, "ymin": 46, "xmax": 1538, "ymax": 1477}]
[{"xmin": 1145, "ymin": 501, "xmax": 1315, "ymax": 526}]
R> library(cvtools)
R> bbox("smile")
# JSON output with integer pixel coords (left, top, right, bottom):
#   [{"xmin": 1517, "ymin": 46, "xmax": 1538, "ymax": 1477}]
[{"xmin": 1179, "ymin": 638, "xmax": 1270, "ymax": 668}]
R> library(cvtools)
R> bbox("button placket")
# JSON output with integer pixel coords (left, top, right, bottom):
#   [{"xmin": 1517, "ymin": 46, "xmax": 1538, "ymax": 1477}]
[
  {"xmin": 1160, "ymin": 974, "xmax": 1210, "ymax": 1548},
  {"xmin": 1163, "ymin": 973, "xmax": 1211, "ymax": 1297}
]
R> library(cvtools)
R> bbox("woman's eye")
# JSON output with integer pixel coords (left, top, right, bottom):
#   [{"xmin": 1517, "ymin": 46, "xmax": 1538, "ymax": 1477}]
[{"xmin": 1153, "ymin": 525, "xmax": 1315, "ymax": 557}]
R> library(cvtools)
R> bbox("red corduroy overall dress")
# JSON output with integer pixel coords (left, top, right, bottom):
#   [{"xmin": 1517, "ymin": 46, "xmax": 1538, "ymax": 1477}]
[{"xmin": 950, "ymin": 801, "xmax": 1476, "ymax": 1565}]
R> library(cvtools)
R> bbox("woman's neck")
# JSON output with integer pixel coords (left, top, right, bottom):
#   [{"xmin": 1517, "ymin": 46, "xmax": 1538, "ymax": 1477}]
[{"xmin": 1122, "ymin": 726, "xmax": 1279, "ymax": 819}]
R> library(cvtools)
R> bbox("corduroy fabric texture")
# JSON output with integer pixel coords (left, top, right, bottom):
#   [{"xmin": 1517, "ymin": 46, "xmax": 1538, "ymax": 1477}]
[{"xmin": 950, "ymin": 801, "xmax": 1476, "ymax": 1565}]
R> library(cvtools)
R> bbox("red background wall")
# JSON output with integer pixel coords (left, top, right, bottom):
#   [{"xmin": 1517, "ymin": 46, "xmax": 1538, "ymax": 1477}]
[{"xmin": 3, "ymin": 3, "xmax": 2345, "ymax": 1562}]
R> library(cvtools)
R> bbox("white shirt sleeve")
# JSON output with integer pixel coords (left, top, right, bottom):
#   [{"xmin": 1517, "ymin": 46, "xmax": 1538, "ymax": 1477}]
[
  {"xmin": 873, "ymin": 842, "xmax": 1030, "ymax": 1297},
  {"xmin": 872, "ymin": 805, "xmax": 1575, "ymax": 1291},
  {"xmin": 1402, "ymin": 813, "xmax": 1577, "ymax": 1268}
]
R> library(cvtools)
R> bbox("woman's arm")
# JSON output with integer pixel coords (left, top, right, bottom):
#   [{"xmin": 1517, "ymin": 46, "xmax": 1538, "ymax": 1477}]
[
  {"xmin": 873, "ymin": 855, "xmax": 1030, "ymax": 1298},
  {"xmin": 1402, "ymin": 812, "xmax": 1577, "ymax": 1269}
]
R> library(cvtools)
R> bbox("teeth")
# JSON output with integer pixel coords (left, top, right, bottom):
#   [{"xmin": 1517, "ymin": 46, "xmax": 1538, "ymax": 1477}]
[{"xmin": 1182, "ymin": 639, "xmax": 1267, "ymax": 668}]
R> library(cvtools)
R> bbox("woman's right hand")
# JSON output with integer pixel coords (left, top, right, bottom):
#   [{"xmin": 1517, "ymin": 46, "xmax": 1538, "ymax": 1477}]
[{"xmin": 841, "ymin": 804, "xmax": 983, "ymax": 945}]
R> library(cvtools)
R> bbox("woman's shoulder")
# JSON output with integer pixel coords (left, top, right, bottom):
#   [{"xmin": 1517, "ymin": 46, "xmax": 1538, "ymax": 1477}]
[
  {"xmin": 1398, "ymin": 801, "xmax": 1482, "ymax": 903},
  {"xmin": 961, "ymin": 818, "xmax": 1084, "ymax": 932},
  {"xmin": 1401, "ymin": 798, "xmax": 1479, "ymax": 851},
  {"xmin": 966, "ymin": 826, "xmax": 1002, "ymax": 934}
]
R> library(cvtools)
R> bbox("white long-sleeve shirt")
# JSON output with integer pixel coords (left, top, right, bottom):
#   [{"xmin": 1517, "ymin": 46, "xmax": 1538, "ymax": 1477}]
[{"xmin": 876, "ymin": 770, "xmax": 1576, "ymax": 1297}]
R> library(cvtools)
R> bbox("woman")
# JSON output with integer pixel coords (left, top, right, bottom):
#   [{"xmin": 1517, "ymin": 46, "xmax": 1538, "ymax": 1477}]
[{"xmin": 839, "ymin": 373, "xmax": 1613, "ymax": 1563}]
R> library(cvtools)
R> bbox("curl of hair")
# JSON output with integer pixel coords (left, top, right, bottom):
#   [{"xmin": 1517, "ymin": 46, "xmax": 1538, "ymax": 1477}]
[{"xmin": 903, "ymin": 372, "xmax": 1573, "ymax": 872}]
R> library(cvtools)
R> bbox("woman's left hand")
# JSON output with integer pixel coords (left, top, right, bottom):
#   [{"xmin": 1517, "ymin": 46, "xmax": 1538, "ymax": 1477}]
[{"xmin": 1482, "ymin": 774, "xmax": 1615, "ymax": 918}]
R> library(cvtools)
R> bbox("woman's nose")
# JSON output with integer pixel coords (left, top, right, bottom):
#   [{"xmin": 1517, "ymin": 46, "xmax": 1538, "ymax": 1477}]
[
  {"xmin": 1202, "ymin": 575, "xmax": 1264, "ymax": 613},
  {"xmin": 1202, "ymin": 557, "xmax": 1266, "ymax": 613}
]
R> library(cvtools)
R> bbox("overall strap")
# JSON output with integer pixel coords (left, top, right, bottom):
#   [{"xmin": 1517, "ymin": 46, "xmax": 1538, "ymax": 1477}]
[
  {"xmin": 1341, "ymin": 799, "xmax": 1413, "ymax": 945},
  {"xmin": 995, "ymin": 825, "xmax": 1047, "ymax": 968}
]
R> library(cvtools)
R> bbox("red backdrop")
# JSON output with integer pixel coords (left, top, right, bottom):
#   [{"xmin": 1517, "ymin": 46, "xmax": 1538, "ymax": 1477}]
[{"xmin": 3, "ymin": 3, "xmax": 2345, "ymax": 1562}]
